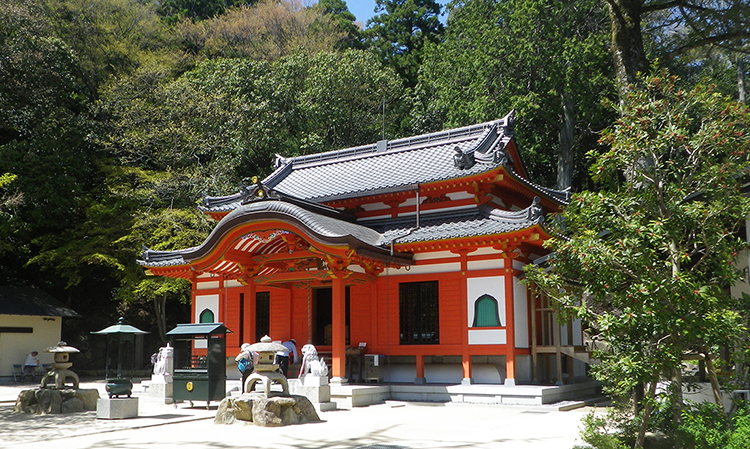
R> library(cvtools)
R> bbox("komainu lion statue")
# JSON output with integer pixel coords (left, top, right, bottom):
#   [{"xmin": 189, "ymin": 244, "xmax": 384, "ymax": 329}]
[{"xmin": 298, "ymin": 344, "xmax": 328, "ymax": 378}]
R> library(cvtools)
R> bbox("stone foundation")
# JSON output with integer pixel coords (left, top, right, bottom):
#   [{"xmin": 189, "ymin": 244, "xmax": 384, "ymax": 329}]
[
  {"xmin": 97, "ymin": 397, "xmax": 139, "ymax": 419},
  {"xmin": 214, "ymin": 393, "xmax": 320, "ymax": 427},
  {"xmin": 14, "ymin": 388, "xmax": 99, "ymax": 415}
]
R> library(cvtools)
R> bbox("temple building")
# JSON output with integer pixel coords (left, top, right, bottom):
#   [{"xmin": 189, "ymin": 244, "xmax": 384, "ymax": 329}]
[{"xmin": 139, "ymin": 112, "xmax": 589, "ymax": 387}]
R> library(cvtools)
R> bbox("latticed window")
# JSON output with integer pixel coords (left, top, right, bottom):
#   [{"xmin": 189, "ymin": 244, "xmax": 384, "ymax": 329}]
[
  {"xmin": 399, "ymin": 281, "xmax": 439, "ymax": 344},
  {"xmin": 472, "ymin": 294, "xmax": 502, "ymax": 327},
  {"xmin": 255, "ymin": 291, "xmax": 270, "ymax": 341}
]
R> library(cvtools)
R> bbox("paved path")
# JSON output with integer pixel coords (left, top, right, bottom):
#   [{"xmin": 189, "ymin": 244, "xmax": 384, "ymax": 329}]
[{"xmin": 0, "ymin": 380, "xmax": 595, "ymax": 449}]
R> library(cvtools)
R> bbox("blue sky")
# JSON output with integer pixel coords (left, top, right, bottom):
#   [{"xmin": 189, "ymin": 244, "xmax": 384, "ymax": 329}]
[{"xmin": 344, "ymin": 1, "xmax": 449, "ymax": 27}]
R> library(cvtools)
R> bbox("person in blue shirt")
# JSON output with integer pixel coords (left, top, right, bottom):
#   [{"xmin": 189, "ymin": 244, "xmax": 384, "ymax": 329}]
[{"xmin": 275, "ymin": 339, "xmax": 297, "ymax": 377}]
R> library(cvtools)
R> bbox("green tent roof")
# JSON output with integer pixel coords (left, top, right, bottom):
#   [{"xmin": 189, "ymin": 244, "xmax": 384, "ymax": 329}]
[{"xmin": 166, "ymin": 323, "xmax": 232, "ymax": 336}]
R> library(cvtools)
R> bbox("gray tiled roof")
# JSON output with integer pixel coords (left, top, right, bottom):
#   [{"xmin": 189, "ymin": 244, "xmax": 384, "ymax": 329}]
[
  {"xmin": 264, "ymin": 121, "xmax": 505, "ymax": 202},
  {"xmin": 0, "ymin": 286, "xmax": 81, "ymax": 317},
  {"xmin": 200, "ymin": 113, "xmax": 569, "ymax": 212},
  {"xmin": 374, "ymin": 203, "xmax": 544, "ymax": 245}
]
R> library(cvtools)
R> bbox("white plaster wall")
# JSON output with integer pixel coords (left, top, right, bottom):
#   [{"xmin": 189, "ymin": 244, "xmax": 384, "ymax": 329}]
[
  {"xmin": 467, "ymin": 259, "xmax": 505, "ymax": 271},
  {"xmin": 0, "ymin": 315, "xmax": 61, "ymax": 377},
  {"xmin": 731, "ymin": 248, "xmax": 750, "ymax": 299},
  {"xmin": 196, "ymin": 281, "xmax": 220, "ymax": 290},
  {"xmin": 572, "ymin": 318, "xmax": 583, "ymax": 346},
  {"xmin": 412, "ymin": 251, "xmax": 455, "ymax": 261},
  {"xmin": 468, "ymin": 329, "xmax": 507, "ymax": 345},
  {"xmin": 515, "ymin": 355, "xmax": 533, "ymax": 383},
  {"xmin": 514, "ymin": 277, "xmax": 529, "ymax": 348},
  {"xmin": 446, "ymin": 191, "xmax": 475, "ymax": 201},
  {"xmin": 194, "ymin": 294, "xmax": 219, "ymax": 349}
]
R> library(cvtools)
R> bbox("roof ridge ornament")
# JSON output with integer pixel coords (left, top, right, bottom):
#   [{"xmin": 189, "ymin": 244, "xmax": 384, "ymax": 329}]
[
  {"xmin": 274, "ymin": 154, "xmax": 290, "ymax": 169},
  {"xmin": 527, "ymin": 196, "xmax": 544, "ymax": 223},
  {"xmin": 483, "ymin": 196, "xmax": 544, "ymax": 225},
  {"xmin": 453, "ymin": 146, "xmax": 475, "ymax": 170},
  {"xmin": 502, "ymin": 110, "xmax": 516, "ymax": 136},
  {"xmin": 240, "ymin": 177, "xmax": 280, "ymax": 204}
]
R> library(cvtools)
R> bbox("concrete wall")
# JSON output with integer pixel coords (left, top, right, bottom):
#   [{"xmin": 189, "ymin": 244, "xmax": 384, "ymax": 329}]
[{"xmin": 0, "ymin": 315, "xmax": 61, "ymax": 378}]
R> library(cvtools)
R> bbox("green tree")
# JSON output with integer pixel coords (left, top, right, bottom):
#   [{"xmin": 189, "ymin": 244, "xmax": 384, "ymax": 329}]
[
  {"xmin": 606, "ymin": 0, "xmax": 750, "ymax": 97},
  {"xmin": 416, "ymin": 0, "xmax": 615, "ymax": 190},
  {"xmin": 42, "ymin": 0, "xmax": 171, "ymax": 99},
  {"xmin": 366, "ymin": 0, "xmax": 444, "ymax": 88},
  {"xmin": 525, "ymin": 72, "xmax": 750, "ymax": 448},
  {"xmin": 99, "ymin": 49, "xmax": 404, "ymax": 185},
  {"xmin": 177, "ymin": 0, "xmax": 343, "ymax": 60},
  {"xmin": 158, "ymin": 0, "xmax": 257, "ymax": 23},
  {"xmin": 315, "ymin": 0, "xmax": 364, "ymax": 49}
]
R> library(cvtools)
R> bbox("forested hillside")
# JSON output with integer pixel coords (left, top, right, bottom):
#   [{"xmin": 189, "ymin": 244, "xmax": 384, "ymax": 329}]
[{"xmin": 0, "ymin": 0, "xmax": 747, "ymax": 373}]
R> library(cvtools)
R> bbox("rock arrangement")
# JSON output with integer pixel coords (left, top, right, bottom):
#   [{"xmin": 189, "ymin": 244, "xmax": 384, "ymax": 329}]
[
  {"xmin": 15, "ymin": 388, "xmax": 100, "ymax": 415},
  {"xmin": 214, "ymin": 393, "xmax": 320, "ymax": 427}
]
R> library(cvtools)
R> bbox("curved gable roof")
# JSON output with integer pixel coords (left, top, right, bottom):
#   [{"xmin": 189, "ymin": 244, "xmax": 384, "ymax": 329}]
[{"xmin": 140, "ymin": 199, "xmax": 413, "ymax": 269}]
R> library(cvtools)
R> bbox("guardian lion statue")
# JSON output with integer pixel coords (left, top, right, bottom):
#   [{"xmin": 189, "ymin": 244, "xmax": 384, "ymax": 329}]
[{"xmin": 298, "ymin": 344, "xmax": 328, "ymax": 378}]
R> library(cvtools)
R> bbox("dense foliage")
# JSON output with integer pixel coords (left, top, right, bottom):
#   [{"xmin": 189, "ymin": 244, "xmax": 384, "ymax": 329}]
[{"xmin": 525, "ymin": 72, "xmax": 750, "ymax": 447}]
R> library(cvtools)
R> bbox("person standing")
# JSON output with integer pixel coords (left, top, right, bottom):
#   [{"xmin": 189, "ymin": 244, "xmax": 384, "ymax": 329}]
[
  {"xmin": 275, "ymin": 339, "xmax": 297, "ymax": 377},
  {"xmin": 23, "ymin": 351, "xmax": 39, "ymax": 382},
  {"xmin": 235, "ymin": 343, "xmax": 257, "ymax": 393}
]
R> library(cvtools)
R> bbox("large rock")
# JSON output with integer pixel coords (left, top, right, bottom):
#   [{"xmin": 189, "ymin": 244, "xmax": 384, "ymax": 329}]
[
  {"xmin": 61, "ymin": 397, "xmax": 84, "ymax": 413},
  {"xmin": 35, "ymin": 388, "xmax": 62, "ymax": 414},
  {"xmin": 214, "ymin": 393, "xmax": 319, "ymax": 427},
  {"xmin": 14, "ymin": 388, "xmax": 100, "ymax": 415}
]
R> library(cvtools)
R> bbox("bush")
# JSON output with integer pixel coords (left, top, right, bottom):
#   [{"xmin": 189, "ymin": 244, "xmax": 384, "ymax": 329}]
[
  {"xmin": 579, "ymin": 411, "xmax": 630, "ymax": 449},
  {"xmin": 728, "ymin": 406, "xmax": 750, "ymax": 449},
  {"xmin": 679, "ymin": 401, "xmax": 730, "ymax": 449}
]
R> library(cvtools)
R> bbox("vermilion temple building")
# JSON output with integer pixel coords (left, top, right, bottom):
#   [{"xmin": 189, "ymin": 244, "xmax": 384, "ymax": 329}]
[{"xmin": 139, "ymin": 113, "xmax": 590, "ymax": 389}]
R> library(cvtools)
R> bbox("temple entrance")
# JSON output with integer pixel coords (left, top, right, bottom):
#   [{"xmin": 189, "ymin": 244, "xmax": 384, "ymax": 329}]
[{"xmin": 312, "ymin": 287, "xmax": 350, "ymax": 346}]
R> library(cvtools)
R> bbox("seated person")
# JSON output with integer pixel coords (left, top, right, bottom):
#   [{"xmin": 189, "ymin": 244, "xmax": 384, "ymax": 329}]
[{"xmin": 23, "ymin": 351, "xmax": 39, "ymax": 381}]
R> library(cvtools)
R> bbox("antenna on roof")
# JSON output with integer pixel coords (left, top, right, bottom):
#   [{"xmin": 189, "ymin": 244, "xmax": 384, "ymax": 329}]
[{"xmin": 382, "ymin": 98, "xmax": 386, "ymax": 141}]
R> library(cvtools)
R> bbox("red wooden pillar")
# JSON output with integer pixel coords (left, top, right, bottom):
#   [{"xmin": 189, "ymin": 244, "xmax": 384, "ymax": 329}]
[
  {"xmin": 457, "ymin": 249, "xmax": 472, "ymax": 384},
  {"xmin": 332, "ymin": 272, "xmax": 347, "ymax": 383},
  {"xmin": 245, "ymin": 281, "xmax": 255, "ymax": 343},
  {"xmin": 416, "ymin": 354, "xmax": 426, "ymax": 384},
  {"xmin": 504, "ymin": 267, "xmax": 516, "ymax": 386},
  {"xmin": 190, "ymin": 276, "xmax": 197, "ymax": 323},
  {"xmin": 219, "ymin": 275, "xmax": 226, "ymax": 323}
]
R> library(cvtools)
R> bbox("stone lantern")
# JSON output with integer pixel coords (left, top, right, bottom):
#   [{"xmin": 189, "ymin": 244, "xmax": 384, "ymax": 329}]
[
  {"xmin": 40, "ymin": 341, "xmax": 80, "ymax": 389},
  {"xmin": 244, "ymin": 335, "xmax": 289, "ymax": 396}
]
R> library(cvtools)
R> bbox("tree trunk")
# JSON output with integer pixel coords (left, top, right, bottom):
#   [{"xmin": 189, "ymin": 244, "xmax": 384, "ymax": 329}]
[
  {"xmin": 702, "ymin": 347, "xmax": 724, "ymax": 406},
  {"xmin": 607, "ymin": 0, "xmax": 650, "ymax": 98},
  {"xmin": 738, "ymin": 55, "xmax": 746, "ymax": 104},
  {"xmin": 154, "ymin": 294, "xmax": 167, "ymax": 346},
  {"xmin": 634, "ymin": 381, "xmax": 644, "ymax": 415},
  {"xmin": 672, "ymin": 365, "xmax": 684, "ymax": 448},
  {"xmin": 635, "ymin": 380, "xmax": 658, "ymax": 449},
  {"xmin": 557, "ymin": 88, "xmax": 575, "ymax": 190}
]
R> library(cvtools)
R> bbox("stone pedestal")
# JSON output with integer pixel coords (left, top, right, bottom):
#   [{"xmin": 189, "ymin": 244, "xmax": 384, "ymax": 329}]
[
  {"xmin": 96, "ymin": 397, "xmax": 139, "ymax": 419},
  {"xmin": 290, "ymin": 376, "xmax": 337, "ymax": 412},
  {"xmin": 148, "ymin": 374, "xmax": 174, "ymax": 404}
]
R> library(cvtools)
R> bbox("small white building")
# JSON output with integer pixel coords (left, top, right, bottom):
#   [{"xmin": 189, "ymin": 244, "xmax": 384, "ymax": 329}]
[{"xmin": 0, "ymin": 286, "xmax": 80, "ymax": 380}]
